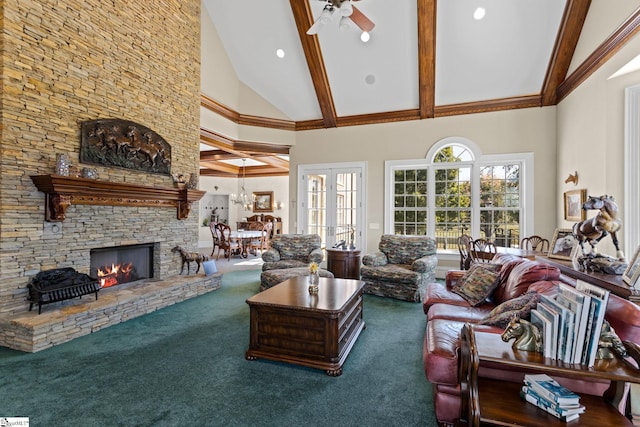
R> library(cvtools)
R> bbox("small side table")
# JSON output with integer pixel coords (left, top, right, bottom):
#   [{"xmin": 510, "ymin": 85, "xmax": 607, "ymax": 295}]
[{"xmin": 326, "ymin": 248, "xmax": 361, "ymax": 280}]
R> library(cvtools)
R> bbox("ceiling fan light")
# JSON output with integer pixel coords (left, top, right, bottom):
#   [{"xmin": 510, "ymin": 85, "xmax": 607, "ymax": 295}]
[
  {"xmin": 339, "ymin": 16, "xmax": 351, "ymax": 31},
  {"xmin": 320, "ymin": 5, "xmax": 334, "ymax": 24},
  {"xmin": 360, "ymin": 31, "xmax": 370, "ymax": 42},
  {"xmin": 340, "ymin": 1, "xmax": 353, "ymax": 17}
]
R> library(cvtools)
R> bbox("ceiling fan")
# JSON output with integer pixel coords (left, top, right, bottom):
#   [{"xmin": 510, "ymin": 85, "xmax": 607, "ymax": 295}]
[{"xmin": 306, "ymin": 0, "xmax": 375, "ymax": 35}]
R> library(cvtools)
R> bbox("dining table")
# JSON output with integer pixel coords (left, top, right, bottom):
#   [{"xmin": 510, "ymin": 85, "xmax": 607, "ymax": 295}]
[{"xmin": 230, "ymin": 229, "xmax": 264, "ymax": 258}]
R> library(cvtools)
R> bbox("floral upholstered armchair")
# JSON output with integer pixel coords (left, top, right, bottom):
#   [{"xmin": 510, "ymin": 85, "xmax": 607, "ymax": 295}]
[
  {"xmin": 261, "ymin": 234, "xmax": 324, "ymax": 271},
  {"xmin": 360, "ymin": 234, "xmax": 438, "ymax": 302}
]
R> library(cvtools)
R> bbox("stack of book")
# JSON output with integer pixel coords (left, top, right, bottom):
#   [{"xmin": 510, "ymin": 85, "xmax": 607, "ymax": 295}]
[
  {"xmin": 521, "ymin": 374, "xmax": 585, "ymax": 422},
  {"xmin": 529, "ymin": 279, "xmax": 610, "ymax": 367}
]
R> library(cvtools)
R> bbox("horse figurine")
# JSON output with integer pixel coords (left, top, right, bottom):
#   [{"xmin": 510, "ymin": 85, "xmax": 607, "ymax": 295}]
[
  {"xmin": 171, "ymin": 246, "xmax": 208, "ymax": 275},
  {"xmin": 501, "ymin": 317, "xmax": 543, "ymax": 352},
  {"xmin": 572, "ymin": 195, "xmax": 624, "ymax": 261}
]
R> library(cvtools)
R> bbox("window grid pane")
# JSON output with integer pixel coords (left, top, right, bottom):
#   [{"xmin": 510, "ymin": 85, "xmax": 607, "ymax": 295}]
[
  {"xmin": 434, "ymin": 165, "xmax": 471, "ymax": 249},
  {"xmin": 393, "ymin": 168, "xmax": 428, "ymax": 236},
  {"xmin": 479, "ymin": 164, "xmax": 521, "ymax": 247}
]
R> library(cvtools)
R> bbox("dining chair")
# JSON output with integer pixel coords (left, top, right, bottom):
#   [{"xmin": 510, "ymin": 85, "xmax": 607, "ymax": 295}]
[
  {"xmin": 468, "ymin": 239, "xmax": 497, "ymax": 264},
  {"xmin": 216, "ymin": 223, "xmax": 241, "ymax": 261},
  {"xmin": 249, "ymin": 222, "xmax": 273, "ymax": 255},
  {"xmin": 209, "ymin": 222, "xmax": 222, "ymax": 257},
  {"xmin": 520, "ymin": 235, "xmax": 550, "ymax": 253},
  {"xmin": 457, "ymin": 234, "xmax": 474, "ymax": 270},
  {"xmin": 248, "ymin": 221, "xmax": 264, "ymax": 231}
]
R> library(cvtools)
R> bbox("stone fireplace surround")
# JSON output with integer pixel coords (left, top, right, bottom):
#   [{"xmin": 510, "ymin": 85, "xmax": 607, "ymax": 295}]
[
  {"xmin": 0, "ymin": 176, "xmax": 218, "ymax": 353},
  {"xmin": 0, "ymin": 0, "xmax": 203, "ymax": 352}
]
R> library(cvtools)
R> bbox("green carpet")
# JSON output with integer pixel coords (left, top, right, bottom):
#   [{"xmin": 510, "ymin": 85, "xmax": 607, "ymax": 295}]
[{"xmin": 0, "ymin": 270, "xmax": 436, "ymax": 426}]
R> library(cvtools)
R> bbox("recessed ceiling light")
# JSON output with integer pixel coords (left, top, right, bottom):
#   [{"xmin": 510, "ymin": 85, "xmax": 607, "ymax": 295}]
[
  {"xmin": 360, "ymin": 31, "xmax": 370, "ymax": 43},
  {"xmin": 276, "ymin": 48, "xmax": 285, "ymax": 58},
  {"xmin": 365, "ymin": 74, "xmax": 375, "ymax": 85},
  {"xmin": 473, "ymin": 7, "xmax": 486, "ymax": 21}
]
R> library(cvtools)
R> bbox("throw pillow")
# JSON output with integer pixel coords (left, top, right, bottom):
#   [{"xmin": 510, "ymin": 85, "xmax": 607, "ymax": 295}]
[
  {"xmin": 479, "ymin": 291, "xmax": 541, "ymax": 328},
  {"xmin": 452, "ymin": 263, "xmax": 501, "ymax": 306}
]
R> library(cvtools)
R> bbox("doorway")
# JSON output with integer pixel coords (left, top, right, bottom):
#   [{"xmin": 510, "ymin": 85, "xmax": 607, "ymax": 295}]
[{"xmin": 298, "ymin": 162, "xmax": 367, "ymax": 253}]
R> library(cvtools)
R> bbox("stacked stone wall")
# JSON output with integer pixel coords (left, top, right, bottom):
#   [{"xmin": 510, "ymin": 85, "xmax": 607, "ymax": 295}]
[{"xmin": 0, "ymin": 0, "xmax": 201, "ymax": 315}]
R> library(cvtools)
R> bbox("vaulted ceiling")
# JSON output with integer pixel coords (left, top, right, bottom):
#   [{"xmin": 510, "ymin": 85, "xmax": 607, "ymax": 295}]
[{"xmin": 199, "ymin": 0, "xmax": 640, "ymax": 177}]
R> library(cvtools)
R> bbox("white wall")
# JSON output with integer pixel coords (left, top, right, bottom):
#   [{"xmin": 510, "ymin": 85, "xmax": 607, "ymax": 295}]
[
  {"xmin": 557, "ymin": 30, "xmax": 640, "ymax": 258},
  {"xmin": 290, "ymin": 107, "xmax": 558, "ymax": 259}
]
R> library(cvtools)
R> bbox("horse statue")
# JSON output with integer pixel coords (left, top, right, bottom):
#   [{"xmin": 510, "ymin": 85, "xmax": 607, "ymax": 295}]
[
  {"xmin": 501, "ymin": 317, "xmax": 543, "ymax": 352},
  {"xmin": 572, "ymin": 195, "xmax": 625, "ymax": 261},
  {"xmin": 171, "ymin": 246, "xmax": 208, "ymax": 275}
]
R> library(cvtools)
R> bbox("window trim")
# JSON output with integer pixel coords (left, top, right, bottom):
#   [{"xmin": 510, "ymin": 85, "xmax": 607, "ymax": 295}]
[{"xmin": 385, "ymin": 139, "xmax": 534, "ymax": 250}]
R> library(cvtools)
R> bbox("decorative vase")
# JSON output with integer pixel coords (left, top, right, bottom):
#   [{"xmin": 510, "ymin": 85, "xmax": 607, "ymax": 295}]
[
  {"xmin": 308, "ymin": 272, "xmax": 319, "ymax": 294},
  {"xmin": 55, "ymin": 153, "xmax": 71, "ymax": 176}
]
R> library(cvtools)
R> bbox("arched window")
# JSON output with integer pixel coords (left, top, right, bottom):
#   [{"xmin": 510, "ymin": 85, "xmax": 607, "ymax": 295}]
[{"xmin": 385, "ymin": 138, "xmax": 533, "ymax": 250}]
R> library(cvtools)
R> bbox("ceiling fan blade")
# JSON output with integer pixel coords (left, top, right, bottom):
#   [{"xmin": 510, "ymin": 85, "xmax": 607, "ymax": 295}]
[
  {"xmin": 306, "ymin": 5, "xmax": 335, "ymax": 35},
  {"xmin": 306, "ymin": 18, "xmax": 325, "ymax": 35},
  {"xmin": 349, "ymin": 5, "xmax": 374, "ymax": 33}
]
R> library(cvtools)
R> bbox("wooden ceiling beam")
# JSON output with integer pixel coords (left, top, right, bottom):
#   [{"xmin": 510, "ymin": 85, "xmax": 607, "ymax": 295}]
[
  {"xmin": 557, "ymin": 6, "xmax": 640, "ymax": 102},
  {"xmin": 199, "ymin": 127, "xmax": 291, "ymax": 177},
  {"xmin": 200, "ymin": 168, "xmax": 289, "ymax": 178},
  {"xmin": 541, "ymin": 0, "xmax": 591, "ymax": 106},
  {"xmin": 199, "ymin": 160, "xmax": 239, "ymax": 175},
  {"xmin": 289, "ymin": 0, "xmax": 338, "ymax": 128},
  {"xmin": 417, "ymin": 0, "xmax": 436, "ymax": 119}
]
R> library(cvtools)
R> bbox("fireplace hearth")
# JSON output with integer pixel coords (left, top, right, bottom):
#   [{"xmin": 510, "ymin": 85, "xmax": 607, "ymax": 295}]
[{"xmin": 90, "ymin": 243, "xmax": 154, "ymax": 288}]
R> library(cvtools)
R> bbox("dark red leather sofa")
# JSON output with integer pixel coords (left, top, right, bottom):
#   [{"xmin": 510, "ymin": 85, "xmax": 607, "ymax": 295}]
[{"xmin": 422, "ymin": 254, "xmax": 640, "ymax": 427}]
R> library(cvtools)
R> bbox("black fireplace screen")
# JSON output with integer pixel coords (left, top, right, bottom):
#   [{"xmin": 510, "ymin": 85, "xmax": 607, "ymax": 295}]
[{"xmin": 90, "ymin": 243, "xmax": 153, "ymax": 288}]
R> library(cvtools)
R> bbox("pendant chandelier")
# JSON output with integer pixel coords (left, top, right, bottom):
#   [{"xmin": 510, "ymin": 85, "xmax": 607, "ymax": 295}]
[{"xmin": 230, "ymin": 159, "xmax": 253, "ymax": 210}]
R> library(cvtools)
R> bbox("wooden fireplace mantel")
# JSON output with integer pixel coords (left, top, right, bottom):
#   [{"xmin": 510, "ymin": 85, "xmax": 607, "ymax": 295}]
[{"xmin": 30, "ymin": 174, "xmax": 206, "ymax": 222}]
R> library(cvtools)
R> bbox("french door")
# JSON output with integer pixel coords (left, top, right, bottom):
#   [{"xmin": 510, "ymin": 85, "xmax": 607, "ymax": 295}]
[{"xmin": 298, "ymin": 162, "xmax": 366, "ymax": 253}]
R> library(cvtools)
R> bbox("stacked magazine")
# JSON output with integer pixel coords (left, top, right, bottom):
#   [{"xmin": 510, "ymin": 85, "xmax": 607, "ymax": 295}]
[
  {"xmin": 521, "ymin": 374, "xmax": 585, "ymax": 422},
  {"xmin": 529, "ymin": 279, "xmax": 609, "ymax": 367}
]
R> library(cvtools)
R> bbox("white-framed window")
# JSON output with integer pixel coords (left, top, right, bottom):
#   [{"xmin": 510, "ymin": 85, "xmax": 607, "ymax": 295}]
[{"xmin": 385, "ymin": 137, "xmax": 533, "ymax": 251}]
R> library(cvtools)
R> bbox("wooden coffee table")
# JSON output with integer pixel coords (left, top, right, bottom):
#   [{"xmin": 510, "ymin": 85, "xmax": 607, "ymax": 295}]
[{"xmin": 245, "ymin": 275, "xmax": 365, "ymax": 376}]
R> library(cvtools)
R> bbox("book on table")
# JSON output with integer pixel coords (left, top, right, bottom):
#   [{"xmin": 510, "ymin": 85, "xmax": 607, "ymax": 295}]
[
  {"xmin": 523, "ymin": 374, "xmax": 581, "ymax": 406},
  {"xmin": 557, "ymin": 283, "xmax": 591, "ymax": 364},
  {"xmin": 530, "ymin": 309, "xmax": 553, "ymax": 358},
  {"xmin": 556, "ymin": 294, "xmax": 581, "ymax": 363},
  {"xmin": 575, "ymin": 280, "xmax": 610, "ymax": 367},
  {"xmin": 541, "ymin": 294, "xmax": 575, "ymax": 363},
  {"xmin": 520, "ymin": 388, "xmax": 584, "ymax": 422},
  {"xmin": 536, "ymin": 300, "xmax": 561, "ymax": 360}
]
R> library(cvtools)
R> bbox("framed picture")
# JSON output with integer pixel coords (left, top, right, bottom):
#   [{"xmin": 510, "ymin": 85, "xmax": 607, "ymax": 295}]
[
  {"xmin": 564, "ymin": 189, "xmax": 587, "ymax": 222},
  {"xmin": 548, "ymin": 228, "xmax": 579, "ymax": 260},
  {"xmin": 253, "ymin": 191, "xmax": 273, "ymax": 212},
  {"xmin": 623, "ymin": 246, "xmax": 640, "ymax": 286}
]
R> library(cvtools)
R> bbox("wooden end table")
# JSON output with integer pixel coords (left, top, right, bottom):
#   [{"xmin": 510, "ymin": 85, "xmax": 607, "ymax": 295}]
[
  {"xmin": 245, "ymin": 276, "xmax": 366, "ymax": 376},
  {"xmin": 326, "ymin": 248, "xmax": 361, "ymax": 279},
  {"xmin": 459, "ymin": 323, "xmax": 640, "ymax": 426}
]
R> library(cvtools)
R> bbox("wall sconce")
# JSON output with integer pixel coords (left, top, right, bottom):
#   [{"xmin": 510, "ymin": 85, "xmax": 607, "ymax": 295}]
[{"xmin": 275, "ymin": 201, "xmax": 282, "ymax": 210}]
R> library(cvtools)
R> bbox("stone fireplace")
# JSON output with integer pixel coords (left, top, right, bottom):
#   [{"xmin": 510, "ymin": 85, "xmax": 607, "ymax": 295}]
[{"xmin": 0, "ymin": 0, "xmax": 206, "ymax": 352}]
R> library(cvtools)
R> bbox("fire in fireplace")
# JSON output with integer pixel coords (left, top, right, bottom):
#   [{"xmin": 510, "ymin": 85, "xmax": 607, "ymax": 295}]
[{"xmin": 90, "ymin": 243, "xmax": 154, "ymax": 288}]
